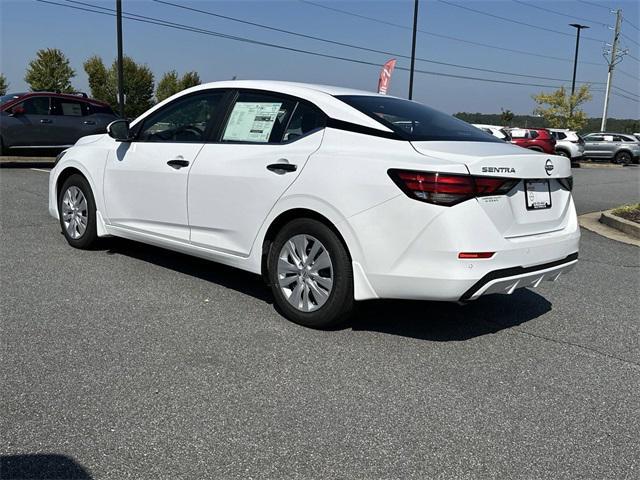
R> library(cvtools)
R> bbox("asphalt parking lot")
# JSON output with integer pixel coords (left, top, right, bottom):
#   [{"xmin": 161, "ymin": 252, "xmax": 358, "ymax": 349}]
[{"xmin": 1, "ymin": 166, "xmax": 639, "ymax": 480}]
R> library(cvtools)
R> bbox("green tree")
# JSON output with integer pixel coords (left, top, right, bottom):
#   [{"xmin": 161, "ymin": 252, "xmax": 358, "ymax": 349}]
[
  {"xmin": 25, "ymin": 48, "xmax": 75, "ymax": 92},
  {"xmin": 500, "ymin": 108, "xmax": 514, "ymax": 126},
  {"xmin": 180, "ymin": 71, "xmax": 201, "ymax": 90},
  {"xmin": 156, "ymin": 70, "xmax": 180, "ymax": 102},
  {"xmin": 84, "ymin": 55, "xmax": 154, "ymax": 118},
  {"xmin": 0, "ymin": 73, "xmax": 8, "ymax": 95},
  {"xmin": 156, "ymin": 70, "xmax": 201, "ymax": 102},
  {"xmin": 83, "ymin": 55, "xmax": 110, "ymax": 102},
  {"xmin": 532, "ymin": 85, "xmax": 592, "ymax": 131}
]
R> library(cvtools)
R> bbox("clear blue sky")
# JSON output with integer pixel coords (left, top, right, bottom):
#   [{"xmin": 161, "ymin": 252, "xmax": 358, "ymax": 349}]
[{"xmin": 1, "ymin": 0, "xmax": 638, "ymax": 118}]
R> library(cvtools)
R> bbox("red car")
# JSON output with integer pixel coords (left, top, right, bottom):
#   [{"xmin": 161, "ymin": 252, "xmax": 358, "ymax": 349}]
[{"xmin": 508, "ymin": 128, "xmax": 556, "ymax": 154}]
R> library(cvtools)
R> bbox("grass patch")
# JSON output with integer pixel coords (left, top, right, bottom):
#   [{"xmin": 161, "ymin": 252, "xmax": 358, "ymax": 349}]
[{"xmin": 611, "ymin": 204, "xmax": 640, "ymax": 224}]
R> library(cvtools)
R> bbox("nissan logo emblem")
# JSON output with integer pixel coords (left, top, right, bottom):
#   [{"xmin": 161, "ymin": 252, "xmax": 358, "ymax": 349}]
[{"xmin": 545, "ymin": 159, "xmax": 554, "ymax": 176}]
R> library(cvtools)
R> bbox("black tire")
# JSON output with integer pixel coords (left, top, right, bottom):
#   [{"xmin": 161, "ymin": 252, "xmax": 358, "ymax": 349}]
[
  {"xmin": 267, "ymin": 218, "xmax": 353, "ymax": 329},
  {"xmin": 0, "ymin": 136, "xmax": 6, "ymax": 156},
  {"xmin": 58, "ymin": 174, "xmax": 98, "ymax": 249},
  {"xmin": 615, "ymin": 151, "xmax": 632, "ymax": 166},
  {"xmin": 555, "ymin": 149, "xmax": 570, "ymax": 158}
]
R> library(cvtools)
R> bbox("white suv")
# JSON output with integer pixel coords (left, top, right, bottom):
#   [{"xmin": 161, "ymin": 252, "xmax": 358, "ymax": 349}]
[{"xmin": 548, "ymin": 129, "xmax": 584, "ymax": 163}]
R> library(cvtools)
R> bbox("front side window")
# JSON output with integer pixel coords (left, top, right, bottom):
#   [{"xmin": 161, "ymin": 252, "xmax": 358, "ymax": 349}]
[
  {"xmin": 138, "ymin": 92, "xmax": 225, "ymax": 142},
  {"xmin": 336, "ymin": 95, "xmax": 501, "ymax": 142},
  {"xmin": 221, "ymin": 92, "xmax": 295, "ymax": 143},
  {"xmin": 14, "ymin": 96, "xmax": 50, "ymax": 115}
]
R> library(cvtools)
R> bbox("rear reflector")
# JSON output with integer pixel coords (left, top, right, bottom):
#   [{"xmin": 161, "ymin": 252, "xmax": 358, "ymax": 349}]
[
  {"xmin": 459, "ymin": 252, "xmax": 495, "ymax": 259},
  {"xmin": 388, "ymin": 169, "xmax": 519, "ymax": 206}
]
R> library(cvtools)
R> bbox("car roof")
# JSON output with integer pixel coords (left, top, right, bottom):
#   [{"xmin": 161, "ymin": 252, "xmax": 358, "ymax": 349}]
[
  {"xmin": 133, "ymin": 80, "xmax": 395, "ymax": 131},
  {"xmin": 3, "ymin": 91, "xmax": 111, "ymax": 108}
]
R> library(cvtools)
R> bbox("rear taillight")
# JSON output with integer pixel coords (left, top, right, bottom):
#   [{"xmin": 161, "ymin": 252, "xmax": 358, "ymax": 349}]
[
  {"xmin": 558, "ymin": 177, "xmax": 573, "ymax": 191},
  {"xmin": 388, "ymin": 169, "xmax": 519, "ymax": 206}
]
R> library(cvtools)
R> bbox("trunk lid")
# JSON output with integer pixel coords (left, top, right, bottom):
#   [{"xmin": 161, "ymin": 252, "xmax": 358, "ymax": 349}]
[{"xmin": 410, "ymin": 141, "xmax": 574, "ymax": 238}]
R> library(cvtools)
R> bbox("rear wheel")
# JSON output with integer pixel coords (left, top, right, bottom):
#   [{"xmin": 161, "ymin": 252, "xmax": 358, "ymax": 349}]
[
  {"xmin": 556, "ymin": 149, "xmax": 569, "ymax": 158},
  {"xmin": 614, "ymin": 151, "xmax": 632, "ymax": 165},
  {"xmin": 58, "ymin": 174, "xmax": 98, "ymax": 249},
  {"xmin": 267, "ymin": 218, "xmax": 353, "ymax": 328}
]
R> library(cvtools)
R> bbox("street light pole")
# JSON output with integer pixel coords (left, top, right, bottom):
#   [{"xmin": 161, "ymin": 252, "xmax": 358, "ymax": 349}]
[
  {"xmin": 408, "ymin": 0, "xmax": 419, "ymax": 100},
  {"xmin": 116, "ymin": 0, "xmax": 125, "ymax": 118},
  {"xmin": 569, "ymin": 23, "xmax": 589, "ymax": 118}
]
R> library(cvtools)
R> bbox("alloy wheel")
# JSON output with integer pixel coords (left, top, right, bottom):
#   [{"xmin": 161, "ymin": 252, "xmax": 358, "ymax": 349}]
[
  {"xmin": 61, "ymin": 186, "xmax": 88, "ymax": 239},
  {"xmin": 277, "ymin": 234, "xmax": 333, "ymax": 312}
]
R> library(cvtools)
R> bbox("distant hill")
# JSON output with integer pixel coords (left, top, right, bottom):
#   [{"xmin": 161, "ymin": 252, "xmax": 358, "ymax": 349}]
[{"xmin": 454, "ymin": 112, "xmax": 640, "ymax": 134}]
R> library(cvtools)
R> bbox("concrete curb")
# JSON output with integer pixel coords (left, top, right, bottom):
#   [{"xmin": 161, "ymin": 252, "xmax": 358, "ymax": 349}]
[
  {"xmin": 0, "ymin": 156, "xmax": 56, "ymax": 168},
  {"xmin": 579, "ymin": 211, "xmax": 640, "ymax": 247},
  {"xmin": 600, "ymin": 210, "xmax": 640, "ymax": 240}
]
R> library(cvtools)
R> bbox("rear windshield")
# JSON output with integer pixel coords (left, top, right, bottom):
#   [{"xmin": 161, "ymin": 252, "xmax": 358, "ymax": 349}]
[{"xmin": 336, "ymin": 95, "xmax": 501, "ymax": 142}]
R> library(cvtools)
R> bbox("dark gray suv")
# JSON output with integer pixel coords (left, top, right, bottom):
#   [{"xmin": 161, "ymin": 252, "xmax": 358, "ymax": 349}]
[{"xmin": 0, "ymin": 92, "xmax": 118, "ymax": 155}]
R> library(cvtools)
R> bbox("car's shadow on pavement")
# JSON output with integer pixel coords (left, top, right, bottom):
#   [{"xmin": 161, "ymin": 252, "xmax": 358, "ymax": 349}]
[
  {"xmin": 0, "ymin": 454, "xmax": 93, "ymax": 479},
  {"xmin": 100, "ymin": 237, "xmax": 551, "ymax": 341},
  {"xmin": 350, "ymin": 291, "xmax": 551, "ymax": 341}
]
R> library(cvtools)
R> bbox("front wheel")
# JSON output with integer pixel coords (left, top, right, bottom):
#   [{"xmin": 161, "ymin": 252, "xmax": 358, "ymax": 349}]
[
  {"xmin": 267, "ymin": 218, "xmax": 354, "ymax": 329},
  {"xmin": 58, "ymin": 174, "xmax": 98, "ymax": 249}
]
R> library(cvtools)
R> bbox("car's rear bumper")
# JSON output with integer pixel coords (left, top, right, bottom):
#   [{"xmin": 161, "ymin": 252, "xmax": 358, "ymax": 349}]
[
  {"xmin": 346, "ymin": 193, "xmax": 580, "ymax": 301},
  {"xmin": 459, "ymin": 252, "xmax": 578, "ymax": 301}
]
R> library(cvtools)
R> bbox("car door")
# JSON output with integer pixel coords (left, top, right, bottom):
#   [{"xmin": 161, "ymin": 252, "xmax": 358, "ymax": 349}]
[
  {"xmin": 1, "ymin": 95, "xmax": 55, "ymax": 148},
  {"xmin": 50, "ymin": 97, "xmax": 97, "ymax": 146},
  {"xmin": 103, "ymin": 90, "xmax": 228, "ymax": 241},
  {"xmin": 583, "ymin": 134, "xmax": 605, "ymax": 157},
  {"xmin": 187, "ymin": 91, "xmax": 326, "ymax": 256}
]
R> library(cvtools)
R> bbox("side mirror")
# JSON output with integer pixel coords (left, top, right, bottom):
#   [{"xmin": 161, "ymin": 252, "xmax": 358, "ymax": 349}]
[
  {"xmin": 10, "ymin": 105, "xmax": 25, "ymax": 116},
  {"xmin": 107, "ymin": 119, "xmax": 132, "ymax": 141}
]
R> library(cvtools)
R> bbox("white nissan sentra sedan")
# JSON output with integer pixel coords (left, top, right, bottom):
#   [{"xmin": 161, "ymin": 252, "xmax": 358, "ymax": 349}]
[{"xmin": 49, "ymin": 81, "xmax": 579, "ymax": 328}]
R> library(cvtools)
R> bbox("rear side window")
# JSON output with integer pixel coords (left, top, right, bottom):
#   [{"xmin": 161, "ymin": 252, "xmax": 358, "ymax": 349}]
[
  {"xmin": 88, "ymin": 103, "xmax": 115, "ymax": 115},
  {"xmin": 586, "ymin": 135, "xmax": 604, "ymax": 141},
  {"xmin": 283, "ymin": 102, "xmax": 326, "ymax": 142},
  {"xmin": 529, "ymin": 130, "xmax": 539, "ymax": 139},
  {"xmin": 53, "ymin": 99, "xmax": 86, "ymax": 117},
  {"xmin": 222, "ymin": 92, "xmax": 295, "ymax": 143},
  {"xmin": 336, "ymin": 95, "xmax": 501, "ymax": 142},
  {"xmin": 14, "ymin": 96, "xmax": 50, "ymax": 115}
]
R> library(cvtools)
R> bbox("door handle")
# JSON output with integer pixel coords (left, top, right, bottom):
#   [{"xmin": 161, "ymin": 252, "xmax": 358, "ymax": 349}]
[
  {"xmin": 267, "ymin": 163, "xmax": 297, "ymax": 174},
  {"xmin": 167, "ymin": 158, "xmax": 190, "ymax": 169},
  {"xmin": 40, "ymin": 119, "xmax": 52, "ymax": 124},
  {"xmin": 83, "ymin": 120, "xmax": 96, "ymax": 125}
]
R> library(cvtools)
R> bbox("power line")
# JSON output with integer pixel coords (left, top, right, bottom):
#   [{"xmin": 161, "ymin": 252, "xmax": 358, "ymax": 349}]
[
  {"xmin": 151, "ymin": 0, "xmax": 604, "ymax": 85},
  {"xmin": 438, "ymin": 0, "xmax": 607, "ymax": 43},
  {"xmin": 36, "ymin": 0, "xmax": 573, "ymax": 91},
  {"xmin": 511, "ymin": 0, "xmax": 609, "ymax": 28},
  {"xmin": 620, "ymin": 33, "xmax": 640, "ymax": 48},
  {"xmin": 613, "ymin": 85, "xmax": 640, "ymax": 98},
  {"xmin": 298, "ymin": 0, "xmax": 603, "ymax": 66},
  {"xmin": 618, "ymin": 69, "xmax": 639, "ymax": 81},
  {"xmin": 624, "ymin": 19, "xmax": 640, "ymax": 33},
  {"xmin": 577, "ymin": 1, "xmax": 613, "ymax": 12}
]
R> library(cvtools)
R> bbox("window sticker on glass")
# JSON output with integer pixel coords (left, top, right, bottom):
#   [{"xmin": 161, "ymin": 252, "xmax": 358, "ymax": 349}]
[{"xmin": 223, "ymin": 102, "xmax": 282, "ymax": 142}]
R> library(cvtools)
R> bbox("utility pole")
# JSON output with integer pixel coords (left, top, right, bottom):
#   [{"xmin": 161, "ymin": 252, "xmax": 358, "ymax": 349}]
[
  {"xmin": 601, "ymin": 9, "xmax": 623, "ymax": 132},
  {"xmin": 408, "ymin": 0, "xmax": 419, "ymax": 100},
  {"xmin": 569, "ymin": 23, "xmax": 589, "ymax": 118},
  {"xmin": 116, "ymin": 0, "xmax": 125, "ymax": 118}
]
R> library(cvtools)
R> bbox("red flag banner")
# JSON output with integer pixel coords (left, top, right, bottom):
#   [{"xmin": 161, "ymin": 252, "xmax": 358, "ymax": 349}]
[{"xmin": 377, "ymin": 59, "xmax": 397, "ymax": 95}]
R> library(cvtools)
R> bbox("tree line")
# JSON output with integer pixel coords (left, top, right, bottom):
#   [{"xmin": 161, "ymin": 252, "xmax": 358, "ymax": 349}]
[{"xmin": 0, "ymin": 48, "xmax": 201, "ymax": 118}]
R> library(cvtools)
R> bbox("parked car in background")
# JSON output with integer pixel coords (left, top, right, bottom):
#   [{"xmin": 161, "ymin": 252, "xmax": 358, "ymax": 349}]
[
  {"xmin": 0, "ymin": 92, "xmax": 118, "ymax": 155},
  {"xmin": 582, "ymin": 132, "xmax": 640, "ymax": 165},
  {"xmin": 508, "ymin": 128, "xmax": 556, "ymax": 154},
  {"xmin": 633, "ymin": 133, "xmax": 640, "ymax": 141},
  {"xmin": 472, "ymin": 124, "xmax": 512, "ymax": 141},
  {"xmin": 548, "ymin": 128, "xmax": 585, "ymax": 163}
]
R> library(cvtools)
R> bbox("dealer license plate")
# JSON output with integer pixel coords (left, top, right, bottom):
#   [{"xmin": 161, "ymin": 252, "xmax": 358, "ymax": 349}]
[{"xmin": 525, "ymin": 179, "xmax": 551, "ymax": 210}]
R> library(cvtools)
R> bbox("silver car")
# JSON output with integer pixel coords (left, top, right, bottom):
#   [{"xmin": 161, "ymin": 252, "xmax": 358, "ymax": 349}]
[{"xmin": 582, "ymin": 132, "xmax": 640, "ymax": 165}]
